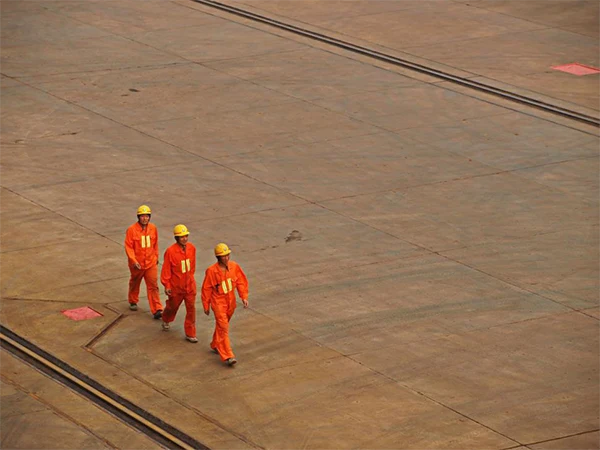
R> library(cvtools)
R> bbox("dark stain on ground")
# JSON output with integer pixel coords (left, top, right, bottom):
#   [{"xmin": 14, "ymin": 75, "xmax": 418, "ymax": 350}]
[{"xmin": 285, "ymin": 230, "xmax": 302, "ymax": 243}]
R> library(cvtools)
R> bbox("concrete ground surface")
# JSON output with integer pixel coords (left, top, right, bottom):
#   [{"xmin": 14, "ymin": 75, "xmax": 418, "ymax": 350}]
[{"xmin": 0, "ymin": 0, "xmax": 598, "ymax": 449}]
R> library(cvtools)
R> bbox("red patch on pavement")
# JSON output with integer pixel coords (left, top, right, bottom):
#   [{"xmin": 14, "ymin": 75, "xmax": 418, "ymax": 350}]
[
  {"xmin": 62, "ymin": 306, "xmax": 103, "ymax": 320},
  {"xmin": 552, "ymin": 63, "xmax": 600, "ymax": 76}
]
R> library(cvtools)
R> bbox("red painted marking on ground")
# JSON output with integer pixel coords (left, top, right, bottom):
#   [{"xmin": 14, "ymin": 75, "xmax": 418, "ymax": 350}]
[
  {"xmin": 552, "ymin": 63, "xmax": 600, "ymax": 76},
  {"xmin": 62, "ymin": 306, "xmax": 103, "ymax": 320}
]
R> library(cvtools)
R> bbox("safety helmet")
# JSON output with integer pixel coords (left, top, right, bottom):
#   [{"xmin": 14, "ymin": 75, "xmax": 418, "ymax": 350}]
[
  {"xmin": 173, "ymin": 224, "xmax": 190, "ymax": 237},
  {"xmin": 137, "ymin": 205, "xmax": 152, "ymax": 216},
  {"xmin": 214, "ymin": 243, "xmax": 231, "ymax": 257}
]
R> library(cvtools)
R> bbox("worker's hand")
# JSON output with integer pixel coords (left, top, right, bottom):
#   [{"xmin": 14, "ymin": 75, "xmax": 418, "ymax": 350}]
[
  {"xmin": 134, "ymin": 263, "xmax": 141, "ymax": 270},
  {"xmin": 242, "ymin": 298, "xmax": 248, "ymax": 308},
  {"xmin": 165, "ymin": 288, "xmax": 172, "ymax": 296},
  {"xmin": 204, "ymin": 309, "xmax": 210, "ymax": 316}
]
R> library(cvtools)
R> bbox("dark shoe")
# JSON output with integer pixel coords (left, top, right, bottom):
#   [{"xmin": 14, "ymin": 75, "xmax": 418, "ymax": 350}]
[
  {"xmin": 129, "ymin": 303, "xmax": 138, "ymax": 311},
  {"xmin": 153, "ymin": 310, "xmax": 163, "ymax": 320},
  {"xmin": 211, "ymin": 348, "xmax": 219, "ymax": 355},
  {"xmin": 226, "ymin": 358, "xmax": 237, "ymax": 366},
  {"xmin": 186, "ymin": 336, "xmax": 198, "ymax": 343}
]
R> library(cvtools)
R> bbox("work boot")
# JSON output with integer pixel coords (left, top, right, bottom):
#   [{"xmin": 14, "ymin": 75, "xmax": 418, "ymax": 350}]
[
  {"xmin": 226, "ymin": 358, "xmax": 237, "ymax": 366},
  {"xmin": 161, "ymin": 321, "xmax": 170, "ymax": 331},
  {"xmin": 129, "ymin": 303, "xmax": 138, "ymax": 311},
  {"xmin": 153, "ymin": 310, "xmax": 163, "ymax": 320},
  {"xmin": 186, "ymin": 336, "xmax": 198, "ymax": 343}
]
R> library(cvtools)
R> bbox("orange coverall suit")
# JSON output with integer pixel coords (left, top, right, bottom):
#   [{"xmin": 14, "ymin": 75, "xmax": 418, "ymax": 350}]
[
  {"xmin": 125, "ymin": 222, "xmax": 162, "ymax": 314},
  {"xmin": 161, "ymin": 243, "xmax": 197, "ymax": 337},
  {"xmin": 201, "ymin": 261, "xmax": 249, "ymax": 361}
]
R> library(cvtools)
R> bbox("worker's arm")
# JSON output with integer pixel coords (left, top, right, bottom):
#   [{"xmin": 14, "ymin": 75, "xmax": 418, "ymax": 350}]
[
  {"xmin": 124, "ymin": 227, "xmax": 140, "ymax": 269},
  {"xmin": 201, "ymin": 268, "xmax": 214, "ymax": 315},
  {"xmin": 160, "ymin": 249, "xmax": 172, "ymax": 295},
  {"xmin": 235, "ymin": 264, "xmax": 249, "ymax": 308}
]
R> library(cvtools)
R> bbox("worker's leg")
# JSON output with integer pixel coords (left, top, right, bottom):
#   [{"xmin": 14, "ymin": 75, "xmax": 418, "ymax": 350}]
[
  {"xmin": 127, "ymin": 267, "xmax": 144, "ymax": 305},
  {"xmin": 162, "ymin": 293, "xmax": 184, "ymax": 324},
  {"xmin": 211, "ymin": 303, "xmax": 234, "ymax": 361},
  {"xmin": 143, "ymin": 265, "xmax": 163, "ymax": 314},
  {"xmin": 183, "ymin": 293, "xmax": 197, "ymax": 338}
]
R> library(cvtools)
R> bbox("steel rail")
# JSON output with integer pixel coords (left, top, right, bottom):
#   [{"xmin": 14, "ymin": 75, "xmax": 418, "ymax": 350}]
[
  {"xmin": 191, "ymin": 0, "xmax": 600, "ymax": 128},
  {"xmin": 0, "ymin": 325, "xmax": 209, "ymax": 450}
]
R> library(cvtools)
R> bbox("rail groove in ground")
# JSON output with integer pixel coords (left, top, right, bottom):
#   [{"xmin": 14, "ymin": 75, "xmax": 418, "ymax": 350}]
[
  {"xmin": 192, "ymin": 0, "xmax": 599, "ymax": 128},
  {"xmin": 0, "ymin": 325, "xmax": 209, "ymax": 450}
]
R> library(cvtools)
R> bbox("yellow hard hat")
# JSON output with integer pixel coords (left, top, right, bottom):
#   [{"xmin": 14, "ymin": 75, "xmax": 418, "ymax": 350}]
[
  {"xmin": 173, "ymin": 224, "xmax": 189, "ymax": 237},
  {"xmin": 214, "ymin": 243, "xmax": 231, "ymax": 257},
  {"xmin": 137, "ymin": 205, "xmax": 152, "ymax": 215}
]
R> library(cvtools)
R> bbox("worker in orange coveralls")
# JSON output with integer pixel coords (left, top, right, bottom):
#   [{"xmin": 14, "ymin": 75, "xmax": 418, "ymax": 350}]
[
  {"xmin": 202, "ymin": 243, "xmax": 249, "ymax": 366},
  {"xmin": 125, "ymin": 205, "xmax": 163, "ymax": 319},
  {"xmin": 160, "ymin": 224, "xmax": 198, "ymax": 343}
]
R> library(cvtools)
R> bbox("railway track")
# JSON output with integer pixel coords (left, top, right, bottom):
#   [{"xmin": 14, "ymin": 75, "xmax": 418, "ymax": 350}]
[
  {"xmin": 192, "ymin": 0, "xmax": 600, "ymax": 128},
  {"xmin": 0, "ymin": 325, "xmax": 209, "ymax": 450}
]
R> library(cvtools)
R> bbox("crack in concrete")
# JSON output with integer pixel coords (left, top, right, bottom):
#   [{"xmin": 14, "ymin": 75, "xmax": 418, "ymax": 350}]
[
  {"xmin": 520, "ymin": 428, "xmax": 600, "ymax": 448},
  {"xmin": 344, "ymin": 353, "xmax": 525, "ymax": 448}
]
